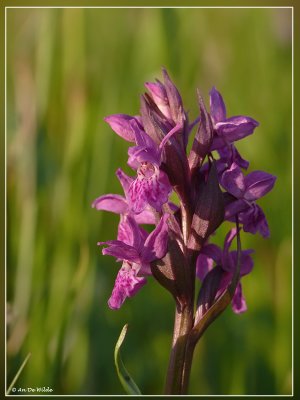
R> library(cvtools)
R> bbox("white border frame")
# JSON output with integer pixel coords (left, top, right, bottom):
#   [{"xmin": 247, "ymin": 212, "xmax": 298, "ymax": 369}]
[{"xmin": 4, "ymin": 5, "xmax": 294, "ymax": 397}]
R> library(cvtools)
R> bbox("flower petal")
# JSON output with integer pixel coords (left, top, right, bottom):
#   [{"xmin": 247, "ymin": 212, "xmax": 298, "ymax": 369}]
[
  {"xmin": 128, "ymin": 145, "xmax": 160, "ymax": 169},
  {"xmin": 244, "ymin": 171, "xmax": 276, "ymax": 201},
  {"xmin": 134, "ymin": 209, "xmax": 156, "ymax": 224},
  {"xmin": 128, "ymin": 168, "xmax": 172, "ymax": 213},
  {"xmin": 196, "ymin": 251, "xmax": 215, "ymax": 281},
  {"xmin": 142, "ymin": 214, "xmax": 169, "ymax": 262},
  {"xmin": 104, "ymin": 114, "xmax": 137, "ymax": 142},
  {"xmin": 240, "ymin": 204, "xmax": 270, "ymax": 238},
  {"xmin": 98, "ymin": 240, "xmax": 140, "ymax": 262},
  {"xmin": 230, "ymin": 249, "xmax": 254, "ymax": 276},
  {"xmin": 218, "ymin": 144, "xmax": 249, "ymax": 170},
  {"xmin": 130, "ymin": 119, "xmax": 158, "ymax": 149},
  {"xmin": 231, "ymin": 282, "xmax": 247, "ymax": 314},
  {"xmin": 116, "ymin": 216, "xmax": 145, "ymax": 250},
  {"xmin": 116, "ymin": 168, "xmax": 133, "ymax": 198},
  {"xmin": 221, "ymin": 163, "xmax": 246, "ymax": 198},
  {"xmin": 92, "ymin": 194, "xmax": 128, "ymax": 214},
  {"xmin": 224, "ymin": 198, "xmax": 248, "ymax": 220},
  {"xmin": 210, "ymin": 86, "xmax": 226, "ymax": 123},
  {"xmin": 215, "ymin": 115, "xmax": 259, "ymax": 143},
  {"xmin": 108, "ymin": 263, "xmax": 147, "ymax": 309}
]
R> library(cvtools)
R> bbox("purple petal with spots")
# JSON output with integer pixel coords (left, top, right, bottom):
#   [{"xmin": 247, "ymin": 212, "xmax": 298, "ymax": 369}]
[
  {"xmin": 108, "ymin": 263, "xmax": 147, "ymax": 309},
  {"xmin": 128, "ymin": 178, "xmax": 149, "ymax": 214},
  {"xmin": 117, "ymin": 217, "xmax": 134, "ymax": 244},
  {"xmin": 210, "ymin": 87, "xmax": 226, "ymax": 123},
  {"xmin": 128, "ymin": 167, "xmax": 171, "ymax": 213}
]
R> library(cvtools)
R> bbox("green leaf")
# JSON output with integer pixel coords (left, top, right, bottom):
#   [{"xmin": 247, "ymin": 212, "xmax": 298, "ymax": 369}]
[{"xmin": 114, "ymin": 324, "xmax": 142, "ymax": 395}]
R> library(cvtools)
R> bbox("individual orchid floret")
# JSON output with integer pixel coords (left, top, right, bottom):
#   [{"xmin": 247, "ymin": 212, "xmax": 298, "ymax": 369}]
[
  {"xmin": 217, "ymin": 144, "xmax": 249, "ymax": 172},
  {"xmin": 239, "ymin": 203, "xmax": 270, "ymax": 238},
  {"xmin": 126, "ymin": 120, "xmax": 178, "ymax": 213},
  {"xmin": 196, "ymin": 227, "xmax": 254, "ymax": 314},
  {"xmin": 221, "ymin": 163, "xmax": 276, "ymax": 237},
  {"xmin": 99, "ymin": 214, "xmax": 169, "ymax": 309},
  {"xmin": 210, "ymin": 87, "xmax": 259, "ymax": 151},
  {"xmin": 92, "ymin": 168, "xmax": 156, "ymax": 225}
]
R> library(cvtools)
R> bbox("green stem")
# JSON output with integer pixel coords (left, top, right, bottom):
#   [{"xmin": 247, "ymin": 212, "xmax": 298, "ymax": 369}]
[{"xmin": 164, "ymin": 303, "xmax": 194, "ymax": 394}]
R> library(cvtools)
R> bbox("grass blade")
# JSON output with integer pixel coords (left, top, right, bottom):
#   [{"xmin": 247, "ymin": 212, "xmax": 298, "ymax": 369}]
[
  {"xmin": 114, "ymin": 324, "xmax": 141, "ymax": 395},
  {"xmin": 7, "ymin": 353, "xmax": 31, "ymax": 395}
]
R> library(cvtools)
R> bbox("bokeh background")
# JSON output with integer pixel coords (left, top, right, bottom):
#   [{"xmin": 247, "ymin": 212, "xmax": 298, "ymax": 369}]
[{"xmin": 6, "ymin": 7, "xmax": 292, "ymax": 395}]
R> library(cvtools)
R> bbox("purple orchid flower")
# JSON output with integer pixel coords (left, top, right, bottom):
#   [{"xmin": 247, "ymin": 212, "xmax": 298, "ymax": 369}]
[
  {"xmin": 127, "ymin": 119, "xmax": 182, "ymax": 213},
  {"xmin": 217, "ymin": 144, "xmax": 249, "ymax": 172},
  {"xmin": 93, "ymin": 69, "xmax": 277, "ymax": 396},
  {"xmin": 99, "ymin": 214, "xmax": 169, "ymax": 309},
  {"xmin": 210, "ymin": 87, "xmax": 259, "ymax": 152},
  {"xmin": 196, "ymin": 227, "xmax": 254, "ymax": 314},
  {"xmin": 92, "ymin": 168, "xmax": 156, "ymax": 225},
  {"xmin": 221, "ymin": 163, "xmax": 276, "ymax": 237}
]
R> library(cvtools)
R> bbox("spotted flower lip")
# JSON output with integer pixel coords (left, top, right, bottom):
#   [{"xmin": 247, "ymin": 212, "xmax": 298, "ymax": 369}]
[
  {"xmin": 108, "ymin": 263, "xmax": 147, "ymax": 309},
  {"xmin": 98, "ymin": 214, "xmax": 169, "ymax": 309},
  {"xmin": 209, "ymin": 87, "xmax": 259, "ymax": 151},
  {"xmin": 126, "ymin": 119, "xmax": 184, "ymax": 213}
]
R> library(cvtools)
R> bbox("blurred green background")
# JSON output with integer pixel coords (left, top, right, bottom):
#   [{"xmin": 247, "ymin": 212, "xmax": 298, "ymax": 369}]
[{"xmin": 6, "ymin": 7, "xmax": 292, "ymax": 395}]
